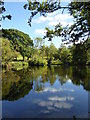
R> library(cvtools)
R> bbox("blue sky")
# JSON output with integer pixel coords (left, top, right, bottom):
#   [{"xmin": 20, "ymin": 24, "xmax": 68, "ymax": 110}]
[{"xmin": 2, "ymin": 1, "xmax": 74, "ymax": 48}]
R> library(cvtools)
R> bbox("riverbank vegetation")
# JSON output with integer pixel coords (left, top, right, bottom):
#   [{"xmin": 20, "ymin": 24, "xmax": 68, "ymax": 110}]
[{"xmin": 1, "ymin": 29, "xmax": 90, "ymax": 71}]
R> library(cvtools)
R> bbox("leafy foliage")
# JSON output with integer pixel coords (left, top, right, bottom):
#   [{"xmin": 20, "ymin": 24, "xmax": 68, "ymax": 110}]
[
  {"xmin": 24, "ymin": 1, "xmax": 90, "ymax": 42},
  {"xmin": 60, "ymin": 47, "xmax": 72, "ymax": 64},
  {"xmin": 1, "ymin": 38, "xmax": 18, "ymax": 63},
  {"xmin": 68, "ymin": 2, "xmax": 90, "ymax": 41},
  {"xmin": 72, "ymin": 44, "xmax": 87, "ymax": 65},
  {"xmin": 24, "ymin": 0, "xmax": 61, "ymax": 26},
  {"xmin": 0, "ymin": 0, "xmax": 12, "ymax": 21},
  {"xmin": 2, "ymin": 29, "xmax": 33, "ymax": 60}
]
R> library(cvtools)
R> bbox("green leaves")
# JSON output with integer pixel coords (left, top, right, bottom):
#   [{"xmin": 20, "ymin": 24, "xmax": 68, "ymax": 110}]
[
  {"xmin": 68, "ymin": 2, "xmax": 90, "ymax": 41},
  {"xmin": 60, "ymin": 47, "xmax": 72, "ymax": 64},
  {"xmin": 2, "ymin": 29, "xmax": 33, "ymax": 61},
  {"xmin": 44, "ymin": 25, "xmax": 63, "ymax": 41},
  {"xmin": 0, "ymin": 1, "xmax": 12, "ymax": 21},
  {"xmin": 1, "ymin": 38, "xmax": 18, "ymax": 63},
  {"xmin": 24, "ymin": 0, "xmax": 61, "ymax": 26}
]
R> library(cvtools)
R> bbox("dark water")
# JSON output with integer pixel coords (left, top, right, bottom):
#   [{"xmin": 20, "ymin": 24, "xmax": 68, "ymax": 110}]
[{"xmin": 2, "ymin": 66, "xmax": 90, "ymax": 118}]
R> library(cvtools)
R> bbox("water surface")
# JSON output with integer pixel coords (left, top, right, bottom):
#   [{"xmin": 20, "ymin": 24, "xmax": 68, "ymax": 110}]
[{"xmin": 2, "ymin": 66, "xmax": 90, "ymax": 118}]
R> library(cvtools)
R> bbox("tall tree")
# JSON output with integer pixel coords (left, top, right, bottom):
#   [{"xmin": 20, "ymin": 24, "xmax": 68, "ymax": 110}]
[
  {"xmin": 2, "ymin": 29, "xmax": 33, "ymax": 61},
  {"xmin": 60, "ymin": 47, "xmax": 72, "ymax": 65},
  {"xmin": 34, "ymin": 37, "xmax": 44, "ymax": 48},
  {"xmin": 72, "ymin": 44, "xmax": 87, "ymax": 65}
]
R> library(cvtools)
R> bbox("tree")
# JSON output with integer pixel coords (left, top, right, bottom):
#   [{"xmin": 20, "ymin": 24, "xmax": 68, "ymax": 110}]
[
  {"xmin": 72, "ymin": 44, "xmax": 87, "ymax": 65},
  {"xmin": 44, "ymin": 2, "xmax": 90, "ymax": 42},
  {"xmin": 67, "ymin": 2, "xmax": 90, "ymax": 42},
  {"xmin": 45, "ymin": 46, "xmax": 50, "ymax": 59},
  {"xmin": 34, "ymin": 37, "xmax": 44, "ymax": 48},
  {"xmin": 2, "ymin": 29, "xmax": 33, "ymax": 61},
  {"xmin": 46, "ymin": 43, "xmax": 57, "ymax": 64},
  {"xmin": 1, "ymin": 38, "xmax": 17, "ymax": 64},
  {"xmin": 83, "ymin": 38, "xmax": 90, "ymax": 65},
  {"xmin": 60, "ymin": 47, "xmax": 72, "ymax": 65},
  {"xmin": 49, "ymin": 43, "xmax": 57, "ymax": 59},
  {"xmin": 40, "ymin": 45, "xmax": 46, "ymax": 58},
  {"xmin": 24, "ymin": 0, "xmax": 90, "ymax": 42},
  {"xmin": 23, "ymin": 0, "xmax": 61, "ymax": 26}
]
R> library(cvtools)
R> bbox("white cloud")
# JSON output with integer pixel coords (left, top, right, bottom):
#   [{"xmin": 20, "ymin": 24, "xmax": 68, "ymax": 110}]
[
  {"xmin": 55, "ymin": 14, "xmax": 73, "ymax": 21},
  {"xmin": 38, "ymin": 101, "xmax": 53, "ymax": 107},
  {"xmin": 33, "ymin": 16, "xmax": 53, "ymax": 23},
  {"xmin": 48, "ymin": 96, "xmax": 74, "ymax": 101},
  {"xmin": 35, "ymin": 29, "xmax": 47, "ymax": 35},
  {"xmin": 60, "ymin": 21, "xmax": 67, "ymax": 27},
  {"xmin": 33, "ymin": 11, "xmax": 74, "ymax": 27},
  {"xmin": 48, "ymin": 21, "xmax": 59, "ymax": 26}
]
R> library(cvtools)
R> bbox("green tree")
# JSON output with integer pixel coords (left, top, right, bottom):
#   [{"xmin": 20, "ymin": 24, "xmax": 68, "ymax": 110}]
[
  {"xmin": 72, "ymin": 44, "xmax": 87, "ymax": 65},
  {"xmin": 0, "ymin": 38, "xmax": 20, "ymax": 69},
  {"xmin": 40, "ymin": 45, "xmax": 46, "ymax": 58},
  {"xmin": 45, "ymin": 43, "xmax": 57, "ymax": 65},
  {"xmin": 1, "ymin": 38, "xmax": 18, "ymax": 64},
  {"xmin": 34, "ymin": 37, "xmax": 44, "ymax": 48},
  {"xmin": 2, "ymin": 29, "xmax": 33, "ymax": 61},
  {"xmin": 68, "ymin": 2, "xmax": 90, "ymax": 41},
  {"xmin": 60, "ymin": 47, "xmax": 72, "ymax": 65},
  {"xmin": 83, "ymin": 38, "xmax": 90, "ymax": 65}
]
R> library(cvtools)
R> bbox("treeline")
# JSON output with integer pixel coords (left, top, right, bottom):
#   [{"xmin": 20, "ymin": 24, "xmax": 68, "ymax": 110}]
[{"xmin": 1, "ymin": 29, "xmax": 90, "ymax": 70}]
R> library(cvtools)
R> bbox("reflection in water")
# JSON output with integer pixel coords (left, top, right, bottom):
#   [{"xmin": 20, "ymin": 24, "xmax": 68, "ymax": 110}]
[{"xmin": 2, "ymin": 66, "xmax": 90, "ymax": 118}]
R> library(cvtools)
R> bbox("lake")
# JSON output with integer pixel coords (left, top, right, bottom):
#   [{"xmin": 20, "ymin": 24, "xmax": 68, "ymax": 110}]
[{"xmin": 2, "ymin": 66, "xmax": 90, "ymax": 119}]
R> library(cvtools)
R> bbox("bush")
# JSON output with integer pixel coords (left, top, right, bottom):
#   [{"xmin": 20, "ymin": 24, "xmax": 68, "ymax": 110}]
[
  {"xmin": 29, "ymin": 57, "xmax": 47, "ymax": 66},
  {"xmin": 51, "ymin": 59, "xmax": 62, "ymax": 65}
]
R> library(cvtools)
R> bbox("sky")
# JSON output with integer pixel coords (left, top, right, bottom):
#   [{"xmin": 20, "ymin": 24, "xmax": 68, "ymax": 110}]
[{"xmin": 2, "ymin": 1, "xmax": 74, "ymax": 48}]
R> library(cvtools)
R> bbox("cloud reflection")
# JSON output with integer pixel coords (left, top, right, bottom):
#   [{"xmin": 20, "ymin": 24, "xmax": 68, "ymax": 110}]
[
  {"xmin": 36, "ymin": 87, "xmax": 74, "ymax": 93},
  {"xmin": 33, "ymin": 95, "xmax": 74, "ymax": 114},
  {"xmin": 54, "ymin": 102, "xmax": 72, "ymax": 109},
  {"xmin": 48, "ymin": 96, "xmax": 74, "ymax": 101}
]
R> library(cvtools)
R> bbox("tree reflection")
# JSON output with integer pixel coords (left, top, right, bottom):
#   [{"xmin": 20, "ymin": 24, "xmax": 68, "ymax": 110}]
[
  {"xmin": 2, "ymin": 69, "xmax": 33, "ymax": 101},
  {"xmin": 71, "ymin": 66, "xmax": 90, "ymax": 91},
  {"xmin": 2, "ymin": 66, "xmax": 90, "ymax": 101}
]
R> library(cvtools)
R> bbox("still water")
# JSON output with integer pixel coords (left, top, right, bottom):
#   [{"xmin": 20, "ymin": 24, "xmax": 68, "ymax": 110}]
[{"xmin": 2, "ymin": 66, "xmax": 90, "ymax": 118}]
